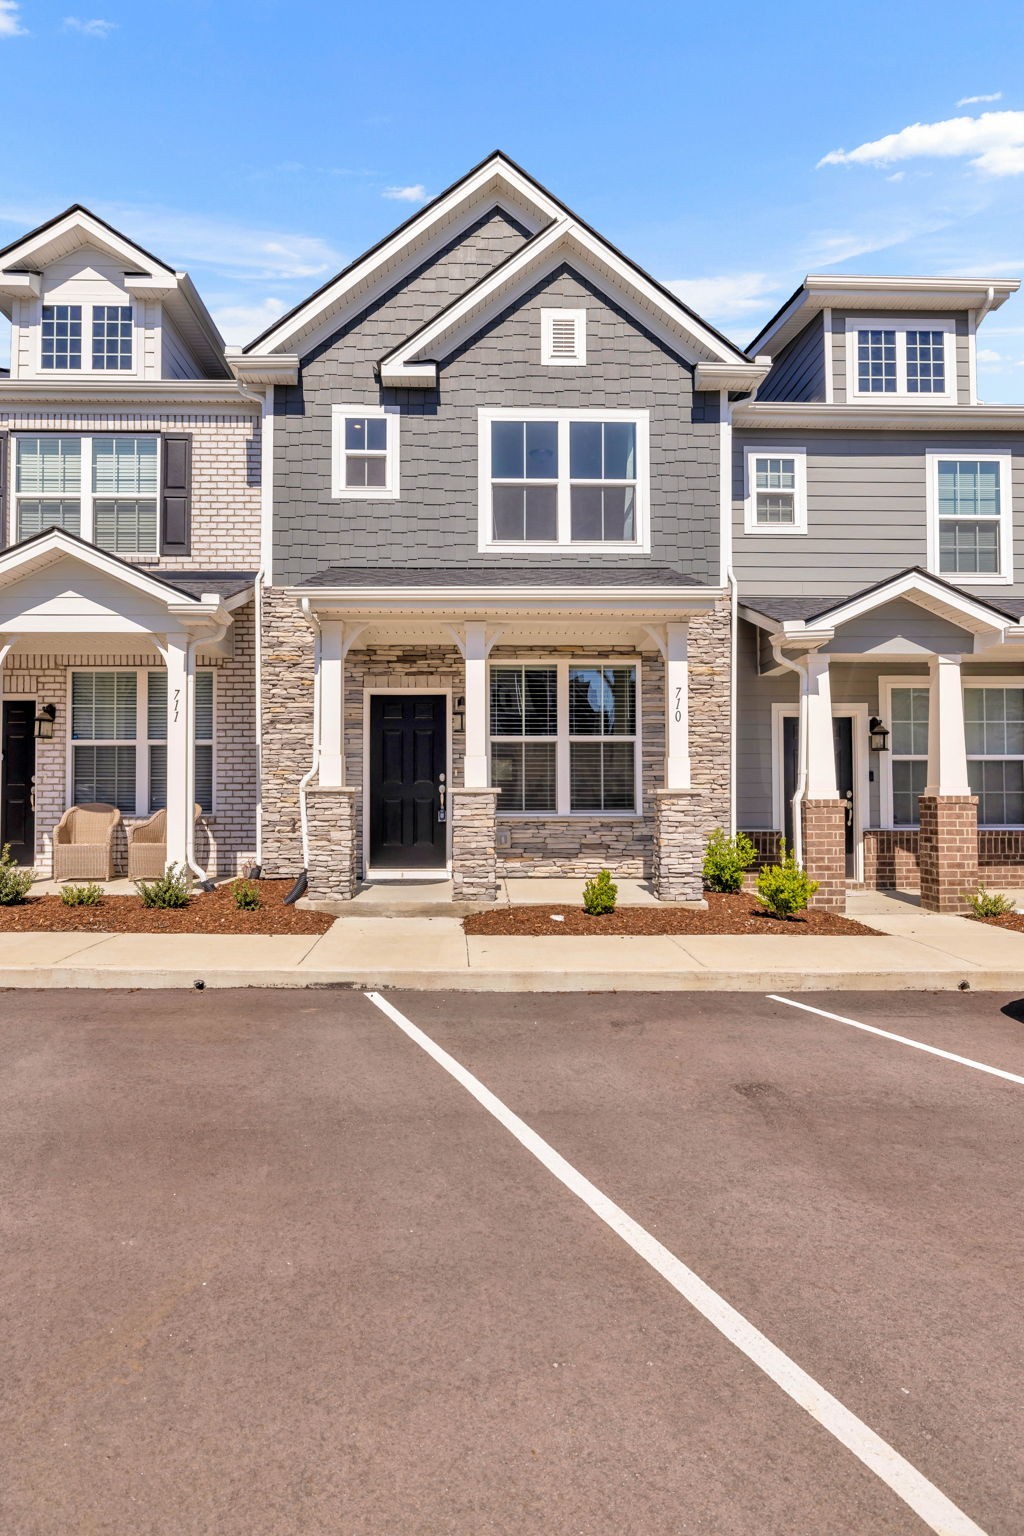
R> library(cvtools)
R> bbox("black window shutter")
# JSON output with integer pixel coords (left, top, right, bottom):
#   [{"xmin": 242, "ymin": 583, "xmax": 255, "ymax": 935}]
[
  {"xmin": 0, "ymin": 432, "xmax": 8, "ymax": 549},
  {"xmin": 161, "ymin": 434, "xmax": 192, "ymax": 555}
]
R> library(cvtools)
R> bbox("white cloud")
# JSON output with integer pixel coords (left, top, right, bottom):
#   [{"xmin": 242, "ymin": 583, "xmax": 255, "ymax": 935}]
[
  {"xmin": 818, "ymin": 110, "xmax": 1024, "ymax": 177},
  {"xmin": 63, "ymin": 16, "xmax": 117, "ymax": 35},
  {"xmin": 0, "ymin": 1, "xmax": 26, "ymax": 37},
  {"xmin": 665, "ymin": 271, "xmax": 784, "ymax": 323},
  {"xmin": 957, "ymin": 92, "xmax": 1002, "ymax": 106},
  {"xmin": 977, "ymin": 347, "xmax": 1006, "ymax": 363},
  {"xmin": 210, "ymin": 297, "xmax": 288, "ymax": 347},
  {"xmin": 382, "ymin": 185, "xmax": 428, "ymax": 204}
]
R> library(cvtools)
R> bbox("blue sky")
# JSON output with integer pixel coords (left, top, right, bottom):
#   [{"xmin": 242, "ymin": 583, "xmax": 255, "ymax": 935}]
[{"xmin": 2, "ymin": 0, "xmax": 1024, "ymax": 396}]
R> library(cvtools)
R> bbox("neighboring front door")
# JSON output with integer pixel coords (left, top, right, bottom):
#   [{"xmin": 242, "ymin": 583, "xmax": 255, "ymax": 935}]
[
  {"xmin": 1, "ymin": 701, "xmax": 36, "ymax": 865},
  {"xmin": 782, "ymin": 713, "xmax": 856, "ymax": 876},
  {"xmin": 368, "ymin": 694, "xmax": 447, "ymax": 870}
]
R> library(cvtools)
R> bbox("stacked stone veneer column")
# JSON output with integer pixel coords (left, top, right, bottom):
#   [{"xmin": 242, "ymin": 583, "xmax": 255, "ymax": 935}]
[
  {"xmin": 800, "ymin": 799, "xmax": 846, "ymax": 911},
  {"xmin": 652, "ymin": 789, "xmax": 705, "ymax": 903},
  {"xmin": 259, "ymin": 589, "xmax": 317, "ymax": 878},
  {"xmin": 304, "ymin": 785, "xmax": 358, "ymax": 901},
  {"xmin": 451, "ymin": 787, "xmax": 500, "ymax": 901},
  {"xmin": 918, "ymin": 794, "xmax": 978, "ymax": 913}
]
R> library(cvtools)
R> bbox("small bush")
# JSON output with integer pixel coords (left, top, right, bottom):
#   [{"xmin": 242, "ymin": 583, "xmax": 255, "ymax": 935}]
[
  {"xmin": 0, "ymin": 843, "xmax": 34, "ymax": 906},
  {"xmin": 582, "ymin": 869, "xmax": 618, "ymax": 915},
  {"xmin": 136, "ymin": 863, "xmax": 191, "ymax": 909},
  {"xmin": 702, "ymin": 829, "xmax": 757, "ymax": 893},
  {"xmin": 755, "ymin": 841, "xmax": 819, "ymax": 919},
  {"xmin": 965, "ymin": 885, "xmax": 1015, "ymax": 918},
  {"xmin": 60, "ymin": 882, "xmax": 103, "ymax": 907},
  {"xmin": 233, "ymin": 879, "xmax": 261, "ymax": 911}
]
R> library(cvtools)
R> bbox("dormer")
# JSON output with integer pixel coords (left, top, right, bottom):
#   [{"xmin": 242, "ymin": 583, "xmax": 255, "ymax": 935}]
[
  {"xmin": 749, "ymin": 275, "xmax": 1020, "ymax": 408},
  {"xmin": 0, "ymin": 205, "xmax": 230, "ymax": 383}
]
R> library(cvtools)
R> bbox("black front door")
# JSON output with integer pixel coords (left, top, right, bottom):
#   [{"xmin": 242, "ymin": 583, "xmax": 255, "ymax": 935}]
[
  {"xmin": 782, "ymin": 714, "xmax": 856, "ymax": 876},
  {"xmin": 369, "ymin": 695, "xmax": 447, "ymax": 870},
  {"xmin": 1, "ymin": 701, "xmax": 36, "ymax": 865}
]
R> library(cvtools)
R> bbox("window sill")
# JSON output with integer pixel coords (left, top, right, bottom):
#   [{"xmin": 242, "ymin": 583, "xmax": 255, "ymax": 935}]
[{"xmin": 933, "ymin": 572, "xmax": 1013, "ymax": 586}]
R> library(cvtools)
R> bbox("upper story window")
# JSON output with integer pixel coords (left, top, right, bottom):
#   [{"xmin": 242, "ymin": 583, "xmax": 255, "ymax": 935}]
[
  {"xmin": 541, "ymin": 308, "xmax": 586, "ymax": 366},
  {"xmin": 846, "ymin": 317, "xmax": 956, "ymax": 402},
  {"xmin": 331, "ymin": 405, "xmax": 400, "ymax": 499},
  {"xmin": 479, "ymin": 409, "xmax": 649, "ymax": 552},
  {"xmin": 15, "ymin": 434, "xmax": 159, "ymax": 554},
  {"xmin": 926, "ymin": 451, "xmax": 1011, "ymax": 583},
  {"xmin": 40, "ymin": 302, "xmax": 133, "ymax": 372},
  {"xmin": 743, "ymin": 446, "xmax": 807, "ymax": 534}
]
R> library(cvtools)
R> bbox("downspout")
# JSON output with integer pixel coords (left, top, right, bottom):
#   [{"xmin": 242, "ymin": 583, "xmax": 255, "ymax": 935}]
[
  {"xmin": 719, "ymin": 390, "xmax": 738, "ymax": 833},
  {"xmin": 770, "ymin": 639, "xmax": 807, "ymax": 867}
]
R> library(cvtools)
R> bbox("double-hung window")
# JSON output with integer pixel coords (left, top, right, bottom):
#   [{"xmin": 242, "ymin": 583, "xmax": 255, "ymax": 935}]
[
  {"xmin": 846, "ymin": 317, "xmax": 955, "ymax": 402},
  {"xmin": 489, "ymin": 661, "xmax": 639, "ymax": 815},
  {"xmin": 966, "ymin": 687, "xmax": 1024, "ymax": 826},
  {"xmin": 927, "ymin": 452, "xmax": 1011, "ymax": 582},
  {"xmin": 40, "ymin": 302, "xmax": 133, "ymax": 371},
  {"xmin": 887, "ymin": 686, "xmax": 930, "ymax": 827},
  {"xmin": 71, "ymin": 669, "xmax": 216, "ymax": 817},
  {"xmin": 744, "ymin": 447, "xmax": 807, "ymax": 533},
  {"xmin": 13, "ymin": 435, "xmax": 160, "ymax": 553},
  {"xmin": 147, "ymin": 670, "xmax": 215, "ymax": 814},
  {"xmin": 331, "ymin": 405, "xmax": 399, "ymax": 498},
  {"xmin": 480, "ymin": 409, "xmax": 649, "ymax": 550}
]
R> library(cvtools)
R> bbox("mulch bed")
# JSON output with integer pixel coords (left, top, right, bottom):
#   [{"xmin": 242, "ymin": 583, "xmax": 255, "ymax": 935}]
[
  {"xmin": 0, "ymin": 879, "xmax": 334, "ymax": 935},
  {"xmin": 464, "ymin": 891, "xmax": 879, "ymax": 937},
  {"xmin": 971, "ymin": 912, "xmax": 1024, "ymax": 933}
]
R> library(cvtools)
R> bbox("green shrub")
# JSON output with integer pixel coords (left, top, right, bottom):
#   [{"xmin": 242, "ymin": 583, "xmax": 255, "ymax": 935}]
[
  {"xmin": 755, "ymin": 842, "xmax": 819, "ymax": 918},
  {"xmin": 702, "ymin": 828, "xmax": 757, "ymax": 893},
  {"xmin": 136, "ymin": 863, "xmax": 191, "ymax": 909},
  {"xmin": 0, "ymin": 843, "xmax": 34, "ymax": 906},
  {"xmin": 582, "ymin": 869, "xmax": 618, "ymax": 915},
  {"xmin": 233, "ymin": 879, "xmax": 261, "ymax": 911},
  {"xmin": 60, "ymin": 882, "xmax": 103, "ymax": 907},
  {"xmin": 965, "ymin": 885, "xmax": 1015, "ymax": 918}
]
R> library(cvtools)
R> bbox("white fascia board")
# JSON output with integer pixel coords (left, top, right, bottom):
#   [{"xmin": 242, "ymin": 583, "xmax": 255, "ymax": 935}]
[
  {"xmin": 695, "ymin": 359, "xmax": 772, "ymax": 392},
  {"xmin": 0, "ymin": 209, "xmax": 177, "ymax": 282},
  {"xmin": 291, "ymin": 585, "xmax": 722, "ymax": 619},
  {"xmin": 732, "ymin": 401, "xmax": 1024, "ymax": 431},
  {"xmin": 800, "ymin": 573, "xmax": 1010, "ymax": 635},
  {"xmin": 228, "ymin": 352, "xmax": 300, "ymax": 387},
  {"xmin": 0, "ymin": 378, "xmax": 256, "ymax": 407},
  {"xmin": 0, "ymin": 271, "xmax": 42, "ymax": 303},
  {"xmin": 243, "ymin": 156, "xmax": 563, "ymax": 359},
  {"xmin": 0, "ymin": 531, "xmax": 215, "ymax": 613},
  {"xmin": 127, "ymin": 271, "xmax": 228, "ymax": 375}
]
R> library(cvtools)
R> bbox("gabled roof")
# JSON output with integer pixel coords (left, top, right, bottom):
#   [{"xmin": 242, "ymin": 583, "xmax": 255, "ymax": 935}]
[
  {"xmin": 741, "ymin": 567, "xmax": 1020, "ymax": 638},
  {"xmin": 0, "ymin": 204, "xmax": 230, "ymax": 378},
  {"xmin": 747, "ymin": 273, "xmax": 1020, "ymax": 358},
  {"xmin": 236, "ymin": 151, "xmax": 756, "ymax": 379}
]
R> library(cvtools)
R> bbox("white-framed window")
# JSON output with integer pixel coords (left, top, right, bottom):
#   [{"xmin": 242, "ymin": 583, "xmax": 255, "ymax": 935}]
[
  {"xmin": 926, "ymin": 450, "xmax": 1012, "ymax": 583},
  {"xmin": 885, "ymin": 684, "xmax": 930, "ymax": 827},
  {"xmin": 39, "ymin": 302, "xmax": 134, "ymax": 373},
  {"xmin": 13, "ymin": 434, "xmax": 160, "ymax": 553},
  {"xmin": 541, "ymin": 308, "xmax": 586, "ymax": 366},
  {"xmin": 70, "ymin": 667, "xmax": 215, "ymax": 817},
  {"xmin": 966, "ymin": 685, "xmax": 1024, "ymax": 827},
  {"xmin": 478, "ymin": 408, "xmax": 650, "ymax": 551},
  {"xmin": 845, "ymin": 317, "xmax": 956, "ymax": 403},
  {"xmin": 743, "ymin": 446, "xmax": 807, "ymax": 534},
  {"xmin": 489, "ymin": 659, "xmax": 640, "ymax": 815},
  {"xmin": 331, "ymin": 405, "xmax": 400, "ymax": 499}
]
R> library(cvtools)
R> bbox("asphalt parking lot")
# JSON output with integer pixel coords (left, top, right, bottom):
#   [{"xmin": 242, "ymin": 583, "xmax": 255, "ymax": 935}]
[{"xmin": 1, "ymin": 988, "xmax": 1021, "ymax": 1535}]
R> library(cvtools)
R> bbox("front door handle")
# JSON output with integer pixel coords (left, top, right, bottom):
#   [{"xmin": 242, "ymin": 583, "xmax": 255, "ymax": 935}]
[
  {"xmin": 844, "ymin": 789, "xmax": 854, "ymax": 826},
  {"xmin": 438, "ymin": 773, "xmax": 446, "ymax": 812}
]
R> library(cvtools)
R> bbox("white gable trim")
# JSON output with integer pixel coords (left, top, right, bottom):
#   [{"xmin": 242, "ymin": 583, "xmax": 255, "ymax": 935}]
[
  {"xmin": 0, "ymin": 208, "xmax": 176, "ymax": 285},
  {"xmin": 778, "ymin": 571, "xmax": 1011, "ymax": 639}
]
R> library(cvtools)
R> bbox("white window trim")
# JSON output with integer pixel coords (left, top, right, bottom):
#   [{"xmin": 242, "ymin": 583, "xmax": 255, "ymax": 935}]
[
  {"xmin": 37, "ymin": 300, "xmax": 139, "ymax": 377},
  {"xmin": 879, "ymin": 675, "xmax": 931, "ymax": 829},
  {"xmin": 925, "ymin": 448, "xmax": 1013, "ymax": 586},
  {"xmin": 743, "ymin": 445, "xmax": 807, "ymax": 535},
  {"xmin": 541, "ymin": 307, "xmax": 586, "ymax": 366},
  {"xmin": 13, "ymin": 432, "xmax": 161, "ymax": 554},
  {"xmin": 477, "ymin": 408, "xmax": 651, "ymax": 554},
  {"xmin": 65, "ymin": 665, "xmax": 216, "ymax": 818},
  {"xmin": 331, "ymin": 404, "xmax": 401, "ymax": 500},
  {"xmin": 488, "ymin": 656, "xmax": 643, "ymax": 818},
  {"xmin": 845, "ymin": 316, "xmax": 957, "ymax": 404}
]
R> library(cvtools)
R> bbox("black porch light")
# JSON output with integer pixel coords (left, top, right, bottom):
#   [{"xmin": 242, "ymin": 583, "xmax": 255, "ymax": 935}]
[
  {"xmin": 869, "ymin": 715, "xmax": 890, "ymax": 753},
  {"xmin": 34, "ymin": 703, "xmax": 56, "ymax": 740}
]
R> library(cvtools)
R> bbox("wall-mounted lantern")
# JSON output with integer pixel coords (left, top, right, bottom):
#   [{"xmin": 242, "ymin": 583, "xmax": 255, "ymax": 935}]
[
  {"xmin": 452, "ymin": 695, "xmax": 466, "ymax": 733},
  {"xmin": 34, "ymin": 703, "xmax": 57, "ymax": 740},
  {"xmin": 869, "ymin": 715, "xmax": 890, "ymax": 753}
]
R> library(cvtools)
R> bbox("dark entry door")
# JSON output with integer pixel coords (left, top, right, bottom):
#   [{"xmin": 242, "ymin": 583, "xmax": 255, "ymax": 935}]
[
  {"xmin": 369, "ymin": 695, "xmax": 447, "ymax": 870},
  {"xmin": 782, "ymin": 714, "xmax": 856, "ymax": 876},
  {"xmin": 1, "ymin": 701, "xmax": 36, "ymax": 865}
]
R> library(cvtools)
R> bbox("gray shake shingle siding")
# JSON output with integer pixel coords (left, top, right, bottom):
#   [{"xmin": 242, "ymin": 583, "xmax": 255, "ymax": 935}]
[{"xmin": 758, "ymin": 314, "xmax": 826, "ymax": 403}]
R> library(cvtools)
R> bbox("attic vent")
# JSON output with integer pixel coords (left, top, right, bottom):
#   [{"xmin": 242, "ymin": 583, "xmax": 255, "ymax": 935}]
[{"xmin": 541, "ymin": 307, "xmax": 586, "ymax": 366}]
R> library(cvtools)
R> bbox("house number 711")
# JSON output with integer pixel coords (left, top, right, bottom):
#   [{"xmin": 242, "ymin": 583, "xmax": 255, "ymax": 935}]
[
  {"xmin": 673, "ymin": 686, "xmax": 682, "ymax": 724},
  {"xmin": 174, "ymin": 688, "xmax": 181, "ymax": 723}
]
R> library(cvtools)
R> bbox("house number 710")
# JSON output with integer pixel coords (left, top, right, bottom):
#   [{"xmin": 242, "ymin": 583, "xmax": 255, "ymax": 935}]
[{"xmin": 673, "ymin": 686, "xmax": 682, "ymax": 724}]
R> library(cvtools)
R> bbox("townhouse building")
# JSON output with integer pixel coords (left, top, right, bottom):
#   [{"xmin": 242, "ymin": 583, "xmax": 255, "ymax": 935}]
[{"xmin": 1, "ymin": 154, "xmax": 1021, "ymax": 916}]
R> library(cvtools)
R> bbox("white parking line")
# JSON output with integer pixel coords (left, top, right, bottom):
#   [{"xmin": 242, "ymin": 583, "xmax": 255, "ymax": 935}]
[
  {"xmin": 365, "ymin": 989, "xmax": 989, "ymax": 1536},
  {"xmin": 769, "ymin": 995, "xmax": 1024, "ymax": 1086}
]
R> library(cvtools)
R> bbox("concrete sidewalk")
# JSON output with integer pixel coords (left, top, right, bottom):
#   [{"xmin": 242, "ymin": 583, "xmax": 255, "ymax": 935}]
[{"xmin": 3, "ymin": 890, "xmax": 1024, "ymax": 989}]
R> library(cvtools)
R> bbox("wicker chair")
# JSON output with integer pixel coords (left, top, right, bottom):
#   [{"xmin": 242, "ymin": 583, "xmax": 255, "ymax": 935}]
[
  {"xmin": 52, "ymin": 803, "xmax": 122, "ymax": 882},
  {"xmin": 127, "ymin": 805, "xmax": 202, "ymax": 881}
]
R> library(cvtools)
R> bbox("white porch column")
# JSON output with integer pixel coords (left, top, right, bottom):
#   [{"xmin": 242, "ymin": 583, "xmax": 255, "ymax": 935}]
[
  {"xmin": 802, "ymin": 651, "xmax": 839, "ymax": 800},
  {"xmin": 163, "ymin": 634, "xmax": 192, "ymax": 874},
  {"xmin": 924, "ymin": 654, "xmax": 970, "ymax": 796},
  {"xmin": 462, "ymin": 620, "xmax": 489, "ymax": 788},
  {"xmin": 664, "ymin": 621, "xmax": 692, "ymax": 790},
  {"xmin": 318, "ymin": 620, "xmax": 345, "ymax": 787}
]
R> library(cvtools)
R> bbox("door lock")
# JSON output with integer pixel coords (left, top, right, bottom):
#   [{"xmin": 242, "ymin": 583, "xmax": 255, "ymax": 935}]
[
  {"xmin": 844, "ymin": 788, "xmax": 854, "ymax": 826},
  {"xmin": 438, "ymin": 772, "xmax": 447, "ymax": 821}
]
